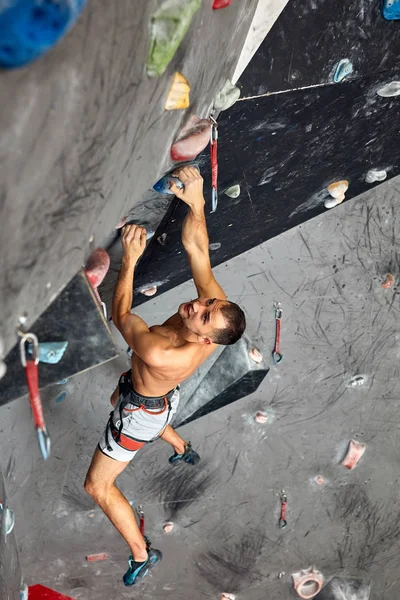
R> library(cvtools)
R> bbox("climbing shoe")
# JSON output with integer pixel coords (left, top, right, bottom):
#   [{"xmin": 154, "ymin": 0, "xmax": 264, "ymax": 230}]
[
  {"xmin": 123, "ymin": 548, "xmax": 162, "ymax": 586},
  {"xmin": 169, "ymin": 441, "xmax": 201, "ymax": 465}
]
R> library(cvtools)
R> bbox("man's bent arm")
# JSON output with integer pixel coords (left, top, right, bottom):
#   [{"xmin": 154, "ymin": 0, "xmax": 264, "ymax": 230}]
[
  {"xmin": 170, "ymin": 167, "xmax": 226, "ymax": 299},
  {"xmin": 112, "ymin": 255, "xmax": 136, "ymax": 329},
  {"xmin": 111, "ymin": 225, "xmax": 170, "ymax": 365}
]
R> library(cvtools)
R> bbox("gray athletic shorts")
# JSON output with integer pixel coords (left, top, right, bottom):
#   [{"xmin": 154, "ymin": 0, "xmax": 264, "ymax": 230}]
[{"xmin": 98, "ymin": 386, "xmax": 180, "ymax": 462}]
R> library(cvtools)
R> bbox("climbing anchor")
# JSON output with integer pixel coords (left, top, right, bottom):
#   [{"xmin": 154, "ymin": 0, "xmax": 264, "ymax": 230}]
[
  {"xmin": 279, "ymin": 490, "xmax": 287, "ymax": 529},
  {"xmin": 272, "ymin": 302, "xmax": 283, "ymax": 364},
  {"xmin": 19, "ymin": 332, "xmax": 51, "ymax": 461}
]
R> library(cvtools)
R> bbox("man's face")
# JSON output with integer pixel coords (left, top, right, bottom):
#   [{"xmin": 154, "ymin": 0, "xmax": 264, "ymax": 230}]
[{"xmin": 178, "ymin": 297, "xmax": 228, "ymax": 343}]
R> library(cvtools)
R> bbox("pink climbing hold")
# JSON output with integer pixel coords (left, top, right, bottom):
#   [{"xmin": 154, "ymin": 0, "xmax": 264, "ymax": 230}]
[
  {"xmin": 292, "ymin": 567, "xmax": 324, "ymax": 599},
  {"xmin": 140, "ymin": 285, "xmax": 158, "ymax": 297},
  {"xmin": 85, "ymin": 248, "xmax": 110, "ymax": 290},
  {"xmin": 213, "ymin": 0, "xmax": 233, "ymax": 8},
  {"xmin": 249, "ymin": 347, "xmax": 263, "ymax": 363},
  {"xmin": 255, "ymin": 411, "xmax": 268, "ymax": 424},
  {"xmin": 171, "ymin": 115, "xmax": 211, "ymax": 162},
  {"xmin": 341, "ymin": 439, "xmax": 366, "ymax": 470},
  {"xmin": 115, "ymin": 216, "xmax": 127, "ymax": 229},
  {"xmin": 163, "ymin": 522, "xmax": 174, "ymax": 533}
]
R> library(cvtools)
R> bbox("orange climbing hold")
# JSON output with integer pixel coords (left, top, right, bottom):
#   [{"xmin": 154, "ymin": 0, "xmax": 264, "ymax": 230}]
[
  {"xmin": 171, "ymin": 115, "xmax": 210, "ymax": 161},
  {"xmin": 382, "ymin": 273, "xmax": 394, "ymax": 288},
  {"xmin": 341, "ymin": 439, "xmax": 366, "ymax": 470},
  {"xmin": 86, "ymin": 553, "xmax": 108, "ymax": 562},
  {"xmin": 165, "ymin": 72, "xmax": 191, "ymax": 110},
  {"xmin": 213, "ymin": 0, "xmax": 233, "ymax": 8}
]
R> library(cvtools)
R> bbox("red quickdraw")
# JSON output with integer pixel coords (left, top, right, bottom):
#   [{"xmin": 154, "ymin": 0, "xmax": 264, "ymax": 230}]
[
  {"xmin": 210, "ymin": 116, "xmax": 218, "ymax": 213},
  {"xmin": 272, "ymin": 302, "xmax": 283, "ymax": 364},
  {"xmin": 19, "ymin": 333, "xmax": 51, "ymax": 460},
  {"xmin": 138, "ymin": 504, "xmax": 145, "ymax": 536},
  {"xmin": 137, "ymin": 504, "xmax": 152, "ymax": 552},
  {"xmin": 279, "ymin": 490, "xmax": 287, "ymax": 529}
]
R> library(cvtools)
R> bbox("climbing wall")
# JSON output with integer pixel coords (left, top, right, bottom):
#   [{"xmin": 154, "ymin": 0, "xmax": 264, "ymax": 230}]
[
  {"xmin": 0, "ymin": 0, "xmax": 260, "ymax": 360},
  {"xmin": 123, "ymin": 0, "xmax": 400, "ymax": 307},
  {"xmin": 2, "ymin": 177, "xmax": 400, "ymax": 599}
]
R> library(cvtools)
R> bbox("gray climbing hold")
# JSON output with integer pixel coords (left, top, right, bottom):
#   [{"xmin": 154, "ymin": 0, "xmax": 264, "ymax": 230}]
[
  {"xmin": 209, "ymin": 242, "xmax": 221, "ymax": 251},
  {"xmin": 214, "ymin": 80, "xmax": 241, "ymax": 111},
  {"xmin": 365, "ymin": 169, "xmax": 387, "ymax": 183},
  {"xmin": 377, "ymin": 81, "xmax": 400, "ymax": 97},
  {"xmin": 333, "ymin": 59, "xmax": 353, "ymax": 83},
  {"xmin": 224, "ymin": 184, "xmax": 241, "ymax": 198}
]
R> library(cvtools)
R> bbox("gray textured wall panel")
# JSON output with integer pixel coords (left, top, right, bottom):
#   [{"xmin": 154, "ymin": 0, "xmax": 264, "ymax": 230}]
[
  {"xmin": 1, "ymin": 178, "xmax": 400, "ymax": 599},
  {"xmin": 0, "ymin": 0, "xmax": 259, "ymax": 357}
]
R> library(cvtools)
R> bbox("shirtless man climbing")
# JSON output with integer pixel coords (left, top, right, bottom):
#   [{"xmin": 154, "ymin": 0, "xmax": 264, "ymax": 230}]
[{"xmin": 84, "ymin": 166, "xmax": 246, "ymax": 586}]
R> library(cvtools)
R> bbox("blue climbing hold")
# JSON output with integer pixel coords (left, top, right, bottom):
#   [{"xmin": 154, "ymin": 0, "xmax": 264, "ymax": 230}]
[
  {"xmin": 0, "ymin": 0, "xmax": 87, "ymax": 69},
  {"xmin": 333, "ymin": 59, "xmax": 353, "ymax": 83},
  {"xmin": 55, "ymin": 390, "xmax": 67, "ymax": 403},
  {"xmin": 383, "ymin": 0, "xmax": 400, "ymax": 20},
  {"xmin": 153, "ymin": 162, "xmax": 200, "ymax": 195}
]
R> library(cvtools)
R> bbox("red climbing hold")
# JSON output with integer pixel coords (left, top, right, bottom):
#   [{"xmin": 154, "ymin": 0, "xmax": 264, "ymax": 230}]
[
  {"xmin": 212, "ymin": 0, "xmax": 233, "ymax": 8},
  {"xmin": 171, "ymin": 115, "xmax": 210, "ymax": 162},
  {"xmin": 85, "ymin": 248, "xmax": 110, "ymax": 290},
  {"xmin": 341, "ymin": 439, "xmax": 366, "ymax": 470}
]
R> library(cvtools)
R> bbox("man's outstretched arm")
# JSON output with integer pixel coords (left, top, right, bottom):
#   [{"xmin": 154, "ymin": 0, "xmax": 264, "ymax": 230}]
[
  {"xmin": 170, "ymin": 166, "xmax": 226, "ymax": 300},
  {"xmin": 112, "ymin": 224, "xmax": 170, "ymax": 365}
]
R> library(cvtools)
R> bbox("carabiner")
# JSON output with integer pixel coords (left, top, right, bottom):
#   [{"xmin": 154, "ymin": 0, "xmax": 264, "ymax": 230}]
[
  {"xmin": 274, "ymin": 302, "xmax": 283, "ymax": 320},
  {"xmin": 37, "ymin": 427, "xmax": 51, "ymax": 461}
]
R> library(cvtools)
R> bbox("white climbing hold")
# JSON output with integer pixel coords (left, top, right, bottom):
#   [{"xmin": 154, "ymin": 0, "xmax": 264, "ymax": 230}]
[
  {"xmin": 365, "ymin": 169, "xmax": 387, "ymax": 183},
  {"xmin": 220, "ymin": 594, "xmax": 235, "ymax": 600},
  {"xmin": 333, "ymin": 59, "xmax": 353, "ymax": 83},
  {"xmin": 324, "ymin": 180, "xmax": 349, "ymax": 209},
  {"xmin": 348, "ymin": 375, "xmax": 366, "ymax": 387},
  {"xmin": 249, "ymin": 348, "xmax": 263, "ymax": 363},
  {"xmin": 0, "ymin": 361, "xmax": 6, "ymax": 381},
  {"xmin": 377, "ymin": 81, "xmax": 400, "ymax": 98},
  {"xmin": 214, "ymin": 80, "xmax": 241, "ymax": 111},
  {"xmin": 209, "ymin": 242, "xmax": 221, "ymax": 251},
  {"xmin": 140, "ymin": 285, "xmax": 158, "ymax": 297},
  {"xmin": 224, "ymin": 184, "xmax": 241, "ymax": 198},
  {"xmin": 163, "ymin": 521, "xmax": 174, "ymax": 533}
]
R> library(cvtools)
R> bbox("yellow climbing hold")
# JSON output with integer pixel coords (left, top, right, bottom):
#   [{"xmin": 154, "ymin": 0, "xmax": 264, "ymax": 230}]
[
  {"xmin": 325, "ymin": 180, "xmax": 349, "ymax": 209},
  {"xmin": 165, "ymin": 72, "xmax": 190, "ymax": 110}
]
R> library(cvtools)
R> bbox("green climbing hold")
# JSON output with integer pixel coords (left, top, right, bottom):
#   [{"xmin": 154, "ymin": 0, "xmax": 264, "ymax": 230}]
[{"xmin": 147, "ymin": 0, "xmax": 201, "ymax": 77}]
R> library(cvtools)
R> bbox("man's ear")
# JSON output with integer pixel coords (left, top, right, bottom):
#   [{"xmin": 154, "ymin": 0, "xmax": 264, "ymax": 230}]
[{"xmin": 198, "ymin": 336, "xmax": 212, "ymax": 345}]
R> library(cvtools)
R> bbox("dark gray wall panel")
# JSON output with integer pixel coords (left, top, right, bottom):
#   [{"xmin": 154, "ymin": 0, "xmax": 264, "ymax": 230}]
[
  {"xmin": 239, "ymin": 0, "xmax": 400, "ymax": 96},
  {"xmin": 129, "ymin": 67, "xmax": 400, "ymax": 307}
]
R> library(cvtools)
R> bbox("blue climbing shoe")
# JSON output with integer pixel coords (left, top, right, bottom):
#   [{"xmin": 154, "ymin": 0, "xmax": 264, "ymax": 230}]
[
  {"xmin": 169, "ymin": 442, "xmax": 201, "ymax": 465},
  {"xmin": 123, "ymin": 548, "xmax": 162, "ymax": 586}
]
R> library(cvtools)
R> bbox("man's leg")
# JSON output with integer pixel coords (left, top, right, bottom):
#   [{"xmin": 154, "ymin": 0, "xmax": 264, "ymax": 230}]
[
  {"xmin": 84, "ymin": 448, "xmax": 147, "ymax": 561},
  {"xmin": 160, "ymin": 424, "xmax": 187, "ymax": 454}
]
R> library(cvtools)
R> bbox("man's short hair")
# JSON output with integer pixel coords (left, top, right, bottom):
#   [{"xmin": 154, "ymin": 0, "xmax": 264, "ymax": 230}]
[{"xmin": 212, "ymin": 301, "xmax": 246, "ymax": 345}]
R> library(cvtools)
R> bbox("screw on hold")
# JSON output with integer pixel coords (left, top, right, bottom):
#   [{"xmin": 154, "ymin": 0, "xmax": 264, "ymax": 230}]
[{"xmin": 333, "ymin": 59, "xmax": 353, "ymax": 83}]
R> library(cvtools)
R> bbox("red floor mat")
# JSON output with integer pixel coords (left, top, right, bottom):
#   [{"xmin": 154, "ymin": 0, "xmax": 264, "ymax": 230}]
[{"xmin": 28, "ymin": 585, "xmax": 75, "ymax": 600}]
